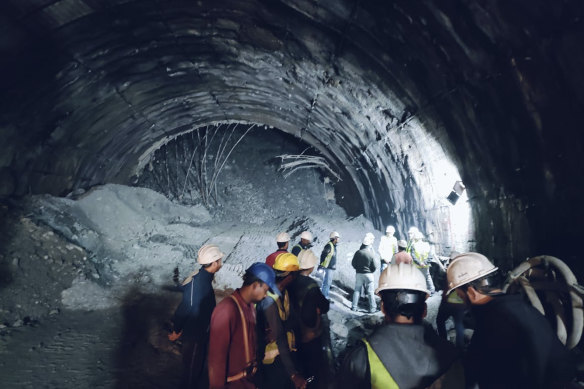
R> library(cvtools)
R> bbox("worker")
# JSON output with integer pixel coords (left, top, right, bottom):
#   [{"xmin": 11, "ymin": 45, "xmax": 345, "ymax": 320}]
[
  {"xmin": 351, "ymin": 233, "xmax": 378, "ymax": 313},
  {"xmin": 208, "ymin": 262, "xmax": 277, "ymax": 389},
  {"xmin": 266, "ymin": 232, "xmax": 290, "ymax": 268},
  {"xmin": 256, "ymin": 253, "xmax": 307, "ymax": 389},
  {"xmin": 377, "ymin": 225, "xmax": 398, "ymax": 273},
  {"xmin": 318, "ymin": 231, "xmax": 339, "ymax": 300},
  {"xmin": 436, "ymin": 251, "xmax": 466, "ymax": 349},
  {"xmin": 447, "ymin": 252, "xmax": 575, "ymax": 388},
  {"xmin": 391, "ymin": 240, "xmax": 412, "ymax": 265},
  {"xmin": 291, "ymin": 231, "xmax": 312, "ymax": 256},
  {"xmin": 339, "ymin": 263, "xmax": 464, "ymax": 388},
  {"xmin": 289, "ymin": 249, "xmax": 331, "ymax": 388},
  {"xmin": 169, "ymin": 244, "xmax": 224, "ymax": 389},
  {"xmin": 407, "ymin": 230, "xmax": 435, "ymax": 294}
]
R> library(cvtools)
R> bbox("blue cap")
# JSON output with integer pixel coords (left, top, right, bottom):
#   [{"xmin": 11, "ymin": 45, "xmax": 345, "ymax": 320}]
[{"xmin": 246, "ymin": 262, "xmax": 277, "ymax": 292}]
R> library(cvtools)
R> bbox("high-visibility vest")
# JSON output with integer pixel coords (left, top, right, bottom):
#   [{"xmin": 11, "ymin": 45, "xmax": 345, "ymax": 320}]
[
  {"xmin": 407, "ymin": 240, "xmax": 430, "ymax": 268},
  {"xmin": 362, "ymin": 338, "xmax": 399, "ymax": 389},
  {"xmin": 262, "ymin": 290, "xmax": 296, "ymax": 364},
  {"xmin": 320, "ymin": 242, "xmax": 335, "ymax": 268}
]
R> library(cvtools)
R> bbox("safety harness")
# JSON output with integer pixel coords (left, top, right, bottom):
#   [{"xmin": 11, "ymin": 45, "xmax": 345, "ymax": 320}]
[
  {"xmin": 225, "ymin": 294, "xmax": 257, "ymax": 383},
  {"xmin": 262, "ymin": 290, "xmax": 297, "ymax": 364}
]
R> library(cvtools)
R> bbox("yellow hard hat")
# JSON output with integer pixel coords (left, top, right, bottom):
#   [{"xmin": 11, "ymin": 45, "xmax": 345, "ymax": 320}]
[
  {"xmin": 446, "ymin": 252, "xmax": 498, "ymax": 294},
  {"xmin": 273, "ymin": 252, "xmax": 300, "ymax": 272}
]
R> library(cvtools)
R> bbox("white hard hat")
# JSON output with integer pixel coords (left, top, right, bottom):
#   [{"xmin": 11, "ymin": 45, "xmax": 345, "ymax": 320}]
[
  {"xmin": 363, "ymin": 232, "xmax": 375, "ymax": 246},
  {"xmin": 408, "ymin": 226, "xmax": 419, "ymax": 234},
  {"xmin": 197, "ymin": 244, "xmax": 225, "ymax": 265},
  {"xmin": 376, "ymin": 262, "xmax": 429, "ymax": 295},
  {"xmin": 414, "ymin": 231, "xmax": 424, "ymax": 240},
  {"xmin": 446, "ymin": 252, "xmax": 498, "ymax": 294},
  {"xmin": 330, "ymin": 231, "xmax": 340, "ymax": 239},
  {"xmin": 300, "ymin": 231, "xmax": 313, "ymax": 241},
  {"xmin": 397, "ymin": 240, "xmax": 408, "ymax": 249},
  {"xmin": 297, "ymin": 249, "xmax": 318, "ymax": 270},
  {"xmin": 276, "ymin": 232, "xmax": 290, "ymax": 243},
  {"xmin": 386, "ymin": 225, "xmax": 395, "ymax": 233}
]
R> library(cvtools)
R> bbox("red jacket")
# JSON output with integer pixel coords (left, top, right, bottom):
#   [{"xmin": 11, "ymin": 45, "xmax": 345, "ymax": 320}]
[
  {"xmin": 265, "ymin": 249, "xmax": 287, "ymax": 268},
  {"xmin": 208, "ymin": 290, "xmax": 257, "ymax": 389}
]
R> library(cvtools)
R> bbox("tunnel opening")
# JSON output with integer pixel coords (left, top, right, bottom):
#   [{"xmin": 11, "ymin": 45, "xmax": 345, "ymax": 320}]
[{"xmin": 135, "ymin": 121, "xmax": 365, "ymax": 220}]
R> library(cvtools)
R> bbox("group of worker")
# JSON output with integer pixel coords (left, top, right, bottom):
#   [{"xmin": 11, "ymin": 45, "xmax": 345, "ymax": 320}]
[{"xmin": 168, "ymin": 230, "xmax": 577, "ymax": 388}]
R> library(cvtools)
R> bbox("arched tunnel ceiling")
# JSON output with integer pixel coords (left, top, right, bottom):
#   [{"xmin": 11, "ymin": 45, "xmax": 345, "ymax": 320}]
[{"xmin": 0, "ymin": 0, "xmax": 583, "ymax": 269}]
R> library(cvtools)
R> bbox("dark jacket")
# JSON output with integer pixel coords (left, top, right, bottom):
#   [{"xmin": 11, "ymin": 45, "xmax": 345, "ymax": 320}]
[
  {"xmin": 351, "ymin": 244, "xmax": 377, "ymax": 274},
  {"xmin": 288, "ymin": 275, "xmax": 330, "ymax": 334},
  {"xmin": 465, "ymin": 294, "xmax": 574, "ymax": 388},
  {"xmin": 319, "ymin": 241, "xmax": 338, "ymax": 270},
  {"xmin": 171, "ymin": 268, "xmax": 216, "ymax": 339},
  {"xmin": 338, "ymin": 322, "xmax": 464, "ymax": 389}
]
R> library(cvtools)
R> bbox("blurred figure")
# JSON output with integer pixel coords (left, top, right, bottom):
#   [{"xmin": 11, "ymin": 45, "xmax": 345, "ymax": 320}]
[
  {"xmin": 289, "ymin": 249, "xmax": 331, "ymax": 388},
  {"xmin": 291, "ymin": 231, "xmax": 313, "ymax": 256},
  {"xmin": 208, "ymin": 263, "xmax": 277, "ymax": 389},
  {"xmin": 391, "ymin": 240, "xmax": 412, "ymax": 265},
  {"xmin": 351, "ymin": 233, "xmax": 377, "ymax": 313},
  {"xmin": 339, "ymin": 263, "xmax": 464, "ymax": 388},
  {"xmin": 318, "ymin": 231, "xmax": 339, "ymax": 300},
  {"xmin": 266, "ymin": 232, "xmax": 290, "ymax": 268},
  {"xmin": 378, "ymin": 225, "xmax": 398, "ymax": 273},
  {"xmin": 169, "ymin": 244, "xmax": 224, "ymax": 389},
  {"xmin": 407, "ymin": 229, "xmax": 435, "ymax": 294},
  {"xmin": 256, "ymin": 253, "xmax": 307, "ymax": 389},
  {"xmin": 447, "ymin": 252, "xmax": 575, "ymax": 388}
]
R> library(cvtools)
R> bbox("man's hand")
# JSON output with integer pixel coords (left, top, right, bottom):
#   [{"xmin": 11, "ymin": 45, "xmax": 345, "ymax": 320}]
[
  {"xmin": 291, "ymin": 374, "xmax": 307, "ymax": 389},
  {"xmin": 168, "ymin": 330, "xmax": 182, "ymax": 341}
]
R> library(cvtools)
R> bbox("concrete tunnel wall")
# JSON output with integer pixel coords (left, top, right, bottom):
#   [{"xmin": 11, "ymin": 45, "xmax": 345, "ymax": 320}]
[{"xmin": 0, "ymin": 0, "xmax": 583, "ymax": 274}]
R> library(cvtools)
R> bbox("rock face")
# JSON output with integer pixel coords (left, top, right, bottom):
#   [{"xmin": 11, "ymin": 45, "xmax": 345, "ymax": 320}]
[{"xmin": 0, "ymin": 0, "xmax": 583, "ymax": 272}]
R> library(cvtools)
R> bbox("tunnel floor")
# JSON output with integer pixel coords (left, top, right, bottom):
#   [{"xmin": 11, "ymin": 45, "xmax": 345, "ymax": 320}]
[{"xmin": 0, "ymin": 186, "xmax": 448, "ymax": 388}]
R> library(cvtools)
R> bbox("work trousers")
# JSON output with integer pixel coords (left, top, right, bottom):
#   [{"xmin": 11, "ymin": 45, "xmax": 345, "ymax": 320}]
[
  {"xmin": 436, "ymin": 302, "xmax": 467, "ymax": 349},
  {"xmin": 352, "ymin": 273, "xmax": 375, "ymax": 311},
  {"xmin": 419, "ymin": 266, "xmax": 435, "ymax": 293},
  {"xmin": 321, "ymin": 268, "xmax": 334, "ymax": 298}
]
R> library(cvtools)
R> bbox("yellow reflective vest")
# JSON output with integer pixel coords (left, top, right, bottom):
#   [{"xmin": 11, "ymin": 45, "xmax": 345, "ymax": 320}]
[{"xmin": 262, "ymin": 290, "xmax": 297, "ymax": 364}]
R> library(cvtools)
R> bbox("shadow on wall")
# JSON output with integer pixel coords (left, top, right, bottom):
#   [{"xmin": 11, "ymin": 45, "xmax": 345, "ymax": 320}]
[{"xmin": 114, "ymin": 287, "xmax": 183, "ymax": 389}]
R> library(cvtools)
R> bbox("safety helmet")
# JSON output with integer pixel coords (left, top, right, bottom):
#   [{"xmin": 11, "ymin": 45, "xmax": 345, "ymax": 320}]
[
  {"xmin": 197, "ymin": 244, "xmax": 224, "ymax": 265},
  {"xmin": 414, "ymin": 231, "xmax": 424, "ymax": 240},
  {"xmin": 397, "ymin": 240, "xmax": 408, "ymax": 249},
  {"xmin": 408, "ymin": 226, "xmax": 419, "ymax": 234},
  {"xmin": 297, "ymin": 249, "xmax": 318, "ymax": 270},
  {"xmin": 386, "ymin": 225, "xmax": 395, "ymax": 233},
  {"xmin": 330, "ymin": 231, "xmax": 340, "ymax": 239},
  {"xmin": 446, "ymin": 252, "xmax": 498, "ymax": 294},
  {"xmin": 273, "ymin": 252, "xmax": 300, "ymax": 272},
  {"xmin": 246, "ymin": 262, "xmax": 277, "ymax": 292},
  {"xmin": 300, "ymin": 231, "xmax": 313, "ymax": 242},
  {"xmin": 276, "ymin": 232, "xmax": 290, "ymax": 243},
  {"xmin": 363, "ymin": 232, "xmax": 375, "ymax": 246},
  {"xmin": 376, "ymin": 262, "xmax": 429, "ymax": 295}
]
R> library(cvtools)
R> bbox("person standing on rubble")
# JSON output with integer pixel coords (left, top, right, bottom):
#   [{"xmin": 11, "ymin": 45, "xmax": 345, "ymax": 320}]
[
  {"xmin": 339, "ymin": 263, "xmax": 464, "ymax": 388},
  {"xmin": 291, "ymin": 231, "xmax": 312, "ymax": 256},
  {"xmin": 378, "ymin": 225, "xmax": 398, "ymax": 273},
  {"xmin": 168, "ymin": 244, "xmax": 224, "ymax": 388},
  {"xmin": 289, "ymin": 249, "xmax": 332, "ymax": 388},
  {"xmin": 447, "ymin": 252, "xmax": 575, "ymax": 388},
  {"xmin": 391, "ymin": 240, "xmax": 413, "ymax": 265},
  {"xmin": 208, "ymin": 263, "xmax": 277, "ymax": 389},
  {"xmin": 319, "ymin": 231, "xmax": 340, "ymax": 301},
  {"xmin": 351, "ymin": 233, "xmax": 378, "ymax": 313},
  {"xmin": 266, "ymin": 232, "xmax": 290, "ymax": 268},
  {"xmin": 407, "ymin": 228, "xmax": 435, "ymax": 294},
  {"xmin": 256, "ymin": 253, "xmax": 308, "ymax": 389}
]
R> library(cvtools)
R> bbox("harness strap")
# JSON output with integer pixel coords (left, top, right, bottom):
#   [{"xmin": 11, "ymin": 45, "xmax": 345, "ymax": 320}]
[{"xmin": 226, "ymin": 295, "xmax": 256, "ymax": 383}]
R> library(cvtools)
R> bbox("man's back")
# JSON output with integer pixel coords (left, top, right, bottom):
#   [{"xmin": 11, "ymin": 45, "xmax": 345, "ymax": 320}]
[
  {"xmin": 339, "ymin": 323, "xmax": 463, "ymax": 388},
  {"xmin": 352, "ymin": 245, "xmax": 376, "ymax": 274},
  {"xmin": 466, "ymin": 294, "xmax": 574, "ymax": 388}
]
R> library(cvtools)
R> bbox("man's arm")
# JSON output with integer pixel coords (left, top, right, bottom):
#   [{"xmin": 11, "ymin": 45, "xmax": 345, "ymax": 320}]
[
  {"xmin": 264, "ymin": 302, "xmax": 300, "ymax": 379},
  {"xmin": 208, "ymin": 302, "xmax": 234, "ymax": 389},
  {"xmin": 337, "ymin": 342, "xmax": 370, "ymax": 389}
]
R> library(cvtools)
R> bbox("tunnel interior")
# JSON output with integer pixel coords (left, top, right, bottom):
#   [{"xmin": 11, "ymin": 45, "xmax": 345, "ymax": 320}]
[{"xmin": 0, "ymin": 0, "xmax": 583, "ymax": 387}]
